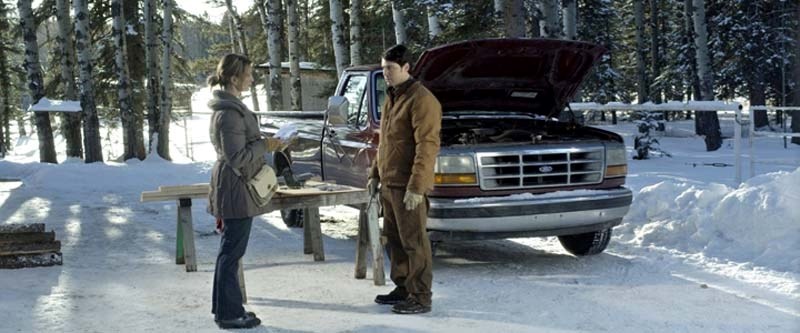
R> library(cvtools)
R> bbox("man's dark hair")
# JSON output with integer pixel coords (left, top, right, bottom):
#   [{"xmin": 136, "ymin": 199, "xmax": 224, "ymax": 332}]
[{"xmin": 382, "ymin": 44, "xmax": 413, "ymax": 67}]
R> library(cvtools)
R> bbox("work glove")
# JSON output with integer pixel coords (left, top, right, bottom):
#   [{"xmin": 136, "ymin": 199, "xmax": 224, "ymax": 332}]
[
  {"xmin": 265, "ymin": 137, "xmax": 292, "ymax": 152},
  {"xmin": 403, "ymin": 191, "xmax": 424, "ymax": 211},
  {"xmin": 367, "ymin": 178, "xmax": 379, "ymax": 196}
]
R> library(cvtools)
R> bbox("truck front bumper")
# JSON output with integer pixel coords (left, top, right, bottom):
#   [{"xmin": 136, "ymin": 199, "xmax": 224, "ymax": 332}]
[{"xmin": 427, "ymin": 187, "xmax": 632, "ymax": 236}]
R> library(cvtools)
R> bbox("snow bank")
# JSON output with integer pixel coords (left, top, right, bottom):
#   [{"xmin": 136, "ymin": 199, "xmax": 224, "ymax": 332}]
[{"xmin": 617, "ymin": 167, "xmax": 800, "ymax": 273}]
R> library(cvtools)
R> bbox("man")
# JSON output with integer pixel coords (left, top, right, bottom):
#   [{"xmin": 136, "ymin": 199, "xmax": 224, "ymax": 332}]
[{"xmin": 367, "ymin": 44, "xmax": 442, "ymax": 315}]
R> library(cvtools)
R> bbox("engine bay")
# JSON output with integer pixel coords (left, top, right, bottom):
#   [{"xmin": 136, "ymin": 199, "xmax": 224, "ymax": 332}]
[{"xmin": 440, "ymin": 116, "xmax": 603, "ymax": 146}]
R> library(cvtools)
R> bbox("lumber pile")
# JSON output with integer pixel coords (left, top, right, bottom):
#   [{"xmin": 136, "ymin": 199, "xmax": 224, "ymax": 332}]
[{"xmin": 0, "ymin": 223, "xmax": 62, "ymax": 269}]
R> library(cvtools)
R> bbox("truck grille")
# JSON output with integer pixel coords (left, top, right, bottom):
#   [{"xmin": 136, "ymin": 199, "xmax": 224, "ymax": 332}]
[{"xmin": 476, "ymin": 148, "xmax": 604, "ymax": 190}]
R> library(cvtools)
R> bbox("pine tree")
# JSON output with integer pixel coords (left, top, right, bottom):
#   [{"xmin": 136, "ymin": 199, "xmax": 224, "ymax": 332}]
[
  {"xmin": 55, "ymin": 0, "xmax": 82, "ymax": 159},
  {"xmin": 158, "ymin": 0, "xmax": 174, "ymax": 160},
  {"xmin": 112, "ymin": 0, "xmax": 145, "ymax": 160},
  {"xmin": 691, "ymin": 0, "xmax": 722, "ymax": 151}
]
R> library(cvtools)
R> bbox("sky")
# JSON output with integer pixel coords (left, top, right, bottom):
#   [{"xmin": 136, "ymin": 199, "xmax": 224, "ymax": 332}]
[{"xmin": 176, "ymin": 0, "xmax": 255, "ymax": 23}]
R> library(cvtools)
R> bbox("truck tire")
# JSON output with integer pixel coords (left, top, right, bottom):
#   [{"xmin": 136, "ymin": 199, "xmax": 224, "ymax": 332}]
[
  {"xmin": 280, "ymin": 209, "xmax": 304, "ymax": 228},
  {"xmin": 274, "ymin": 154, "xmax": 304, "ymax": 228},
  {"xmin": 557, "ymin": 228, "xmax": 612, "ymax": 256}
]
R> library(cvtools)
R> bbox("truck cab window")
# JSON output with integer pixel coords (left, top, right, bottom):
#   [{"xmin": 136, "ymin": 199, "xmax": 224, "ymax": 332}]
[
  {"xmin": 341, "ymin": 74, "xmax": 368, "ymax": 128},
  {"xmin": 374, "ymin": 73, "xmax": 387, "ymax": 121}
]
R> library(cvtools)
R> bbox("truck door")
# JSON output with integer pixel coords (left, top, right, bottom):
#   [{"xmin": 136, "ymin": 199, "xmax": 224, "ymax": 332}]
[{"xmin": 322, "ymin": 72, "xmax": 371, "ymax": 187}]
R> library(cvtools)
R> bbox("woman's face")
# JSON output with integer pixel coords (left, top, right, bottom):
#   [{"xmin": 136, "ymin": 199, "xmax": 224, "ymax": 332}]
[{"xmin": 233, "ymin": 64, "xmax": 253, "ymax": 93}]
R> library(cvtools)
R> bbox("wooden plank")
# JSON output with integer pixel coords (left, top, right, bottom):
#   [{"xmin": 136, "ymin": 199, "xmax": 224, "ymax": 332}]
[
  {"xmin": 306, "ymin": 208, "xmax": 324, "ymax": 261},
  {"xmin": 0, "ymin": 240, "xmax": 61, "ymax": 256},
  {"xmin": 0, "ymin": 252, "xmax": 62, "ymax": 269},
  {"xmin": 158, "ymin": 184, "xmax": 210, "ymax": 193},
  {"xmin": 141, "ymin": 190, "xmax": 208, "ymax": 202},
  {"xmin": 354, "ymin": 205, "xmax": 369, "ymax": 279},
  {"xmin": 0, "ymin": 231, "xmax": 55, "ymax": 244},
  {"xmin": 366, "ymin": 200, "xmax": 385, "ymax": 285},
  {"xmin": 266, "ymin": 190, "xmax": 371, "ymax": 212},
  {"xmin": 0, "ymin": 223, "xmax": 45, "ymax": 234},
  {"xmin": 178, "ymin": 199, "xmax": 197, "ymax": 272},
  {"xmin": 175, "ymin": 209, "xmax": 184, "ymax": 265}
]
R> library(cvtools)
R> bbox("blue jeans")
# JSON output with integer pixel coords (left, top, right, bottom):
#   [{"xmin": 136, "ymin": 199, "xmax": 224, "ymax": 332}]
[{"xmin": 212, "ymin": 217, "xmax": 253, "ymax": 321}]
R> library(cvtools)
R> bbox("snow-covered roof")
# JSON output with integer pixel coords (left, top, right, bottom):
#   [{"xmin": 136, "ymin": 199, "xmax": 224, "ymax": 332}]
[
  {"xmin": 27, "ymin": 98, "xmax": 82, "ymax": 113},
  {"xmin": 256, "ymin": 61, "xmax": 335, "ymax": 71}
]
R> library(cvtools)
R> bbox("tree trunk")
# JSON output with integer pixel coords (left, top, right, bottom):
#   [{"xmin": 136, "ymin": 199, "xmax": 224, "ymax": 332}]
[
  {"xmin": 18, "ymin": 0, "xmax": 57, "ymax": 164},
  {"xmin": 539, "ymin": 0, "xmax": 560, "ymax": 38},
  {"xmin": 750, "ymin": 76, "xmax": 768, "ymax": 128},
  {"xmin": 0, "ymin": 46, "xmax": 8, "ymax": 157},
  {"xmin": 144, "ymin": 0, "xmax": 159, "ymax": 153},
  {"xmin": 349, "ymin": 0, "xmax": 362, "ymax": 65},
  {"xmin": 266, "ymin": 0, "xmax": 284, "ymax": 110},
  {"xmin": 74, "ymin": 0, "xmax": 103, "ymax": 162},
  {"xmin": 493, "ymin": 0, "xmax": 503, "ymax": 35},
  {"xmin": 112, "ymin": 0, "xmax": 144, "ymax": 161},
  {"xmin": 329, "ymin": 0, "xmax": 349, "ymax": 78},
  {"xmin": 650, "ymin": 0, "xmax": 662, "ymax": 104},
  {"xmin": 505, "ymin": 0, "xmax": 526, "ymax": 38},
  {"xmin": 286, "ymin": 0, "xmax": 303, "ymax": 111},
  {"xmin": 561, "ymin": 0, "xmax": 576, "ymax": 40},
  {"xmin": 124, "ymin": 0, "xmax": 146, "ymax": 161},
  {"xmin": 391, "ymin": 0, "xmax": 407, "ymax": 45},
  {"xmin": 791, "ymin": 1, "xmax": 800, "ymax": 145},
  {"xmin": 692, "ymin": 0, "xmax": 721, "ymax": 151},
  {"xmin": 426, "ymin": 5, "xmax": 441, "ymax": 43},
  {"xmin": 55, "ymin": 0, "xmax": 82, "ymax": 159},
  {"xmin": 225, "ymin": 0, "xmax": 260, "ymax": 111},
  {"xmin": 634, "ymin": 0, "xmax": 648, "ymax": 103},
  {"xmin": 158, "ymin": 0, "xmax": 173, "ymax": 160},
  {"xmin": 226, "ymin": 13, "xmax": 236, "ymax": 53}
]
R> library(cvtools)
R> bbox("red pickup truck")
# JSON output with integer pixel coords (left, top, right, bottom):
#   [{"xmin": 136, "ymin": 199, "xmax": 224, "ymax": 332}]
[{"xmin": 264, "ymin": 39, "xmax": 632, "ymax": 256}]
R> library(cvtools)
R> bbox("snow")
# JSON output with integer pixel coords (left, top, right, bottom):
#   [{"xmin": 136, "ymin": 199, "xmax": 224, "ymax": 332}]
[{"xmin": 1, "ymin": 116, "xmax": 799, "ymax": 332}]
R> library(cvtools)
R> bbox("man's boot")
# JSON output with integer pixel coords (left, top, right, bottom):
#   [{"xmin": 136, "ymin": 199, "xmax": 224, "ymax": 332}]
[{"xmin": 374, "ymin": 288, "xmax": 408, "ymax": 305}]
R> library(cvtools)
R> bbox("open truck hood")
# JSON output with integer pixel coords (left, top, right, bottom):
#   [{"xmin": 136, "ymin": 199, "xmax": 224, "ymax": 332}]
[{"xmin": 412, "ymin": 39, "xmax": 605, "ymax": 118}]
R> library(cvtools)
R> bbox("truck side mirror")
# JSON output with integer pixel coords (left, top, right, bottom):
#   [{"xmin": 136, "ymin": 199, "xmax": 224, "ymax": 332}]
[{"xmin": 326, "ymin": 96, "xmax": 349, "ymax": 126}]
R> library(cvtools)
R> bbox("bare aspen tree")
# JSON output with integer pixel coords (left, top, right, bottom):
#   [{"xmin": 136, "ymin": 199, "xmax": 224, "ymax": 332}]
[
  {"xmin": 225, "ymin": 0, "xmax": 260, "ymax": 111},
  {"xmin": 158, "ymin": 0, "xmax": 174, "ymax": 160},
  {"xmin": 266, "ymin": 0, "xmax": 284, "ymax": 110},
  {"xmin": 113, "ymin": 0, "xmax": 145, "ymax": 160},
  {"xmin": 562, "ymin": 0, "xmax": 576, "ymax": 40},
  {"xmin": 144, "ymin": 0, "xmax": 159, "ymax": 152},
  {"xmin": 540, "ymin": 0, "xmax": 560, "ymax": 38},
  {"xmin": 391, "ymin": 0, "xmax": 407, "ymax": 45},
  {"xmin": 55, "ymin": 0, "xmax": 82, "ymax": 159},
  {"xmin": 427, "ymin": 5, "xmax": 441, "ymax": 42},
  {"xmin": 692, "ymin": 0, "xmax": 722, "ymax": 151},
  {"xmin": 350, "ymin": 0, "xmax": 362, "ymax": 65},
  {"xmin": 329, "ymin": 0, "xmax": 349, "ymax": 77},
  {"xmin": 505, "ymin": 0, "xmax": 525, "ymax": 38},
  {"xmin": 286, "ymin": 0, "xmax": 303, "ymax": 110},
  {"xmin": 73, "ymin": 0, "xmax": 103, "ymax": 162},
  {"xmin": 18, "ymin": 0, "xmax": 57, "ymax": 163},
  {"xmin": 634, "ymin": 0, "xmax": 648, "ymax": 102}
]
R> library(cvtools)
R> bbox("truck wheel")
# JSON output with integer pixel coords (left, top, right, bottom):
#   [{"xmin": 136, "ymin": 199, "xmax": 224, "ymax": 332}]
[
  {"xmin": 280, "ymin": 209, "xmax": 304, "ymax": 228},
  {"xmin": 274, "ymin": 154, "xmax": 304, "ymax": 228},
  {"xmin": 557, "ymin": 228, "xmax": 612, "ymax": 256}
]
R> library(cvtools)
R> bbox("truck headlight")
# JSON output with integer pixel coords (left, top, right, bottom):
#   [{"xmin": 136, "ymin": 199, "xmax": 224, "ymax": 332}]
[
  {"xmin": 434, "ymin": 155, "xmax": 478, "ymax": 185},
  {"xmin": 605, "ymin": 143, "xmax": 627, "ymax": 178}
]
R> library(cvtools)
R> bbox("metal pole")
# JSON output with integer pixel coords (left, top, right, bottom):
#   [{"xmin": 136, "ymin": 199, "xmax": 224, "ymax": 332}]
[
  {"xmin": 734, "ymin": 104, "xmax": 742, "ymax": 185},
  {"xmin": 748, "ymin": 106, "xmax": 755, "ymax": 179}
]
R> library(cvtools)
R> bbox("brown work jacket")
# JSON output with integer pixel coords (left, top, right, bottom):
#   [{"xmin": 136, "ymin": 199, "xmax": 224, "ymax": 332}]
[{"xmin": 370, "ymin": 79, "xmax": 442, "ymax": 195}]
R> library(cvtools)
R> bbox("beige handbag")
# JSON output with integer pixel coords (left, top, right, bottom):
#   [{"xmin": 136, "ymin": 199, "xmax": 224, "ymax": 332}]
[{"xmin": 232, "ymin": 164, "xmax": 278, "ymax": 207}]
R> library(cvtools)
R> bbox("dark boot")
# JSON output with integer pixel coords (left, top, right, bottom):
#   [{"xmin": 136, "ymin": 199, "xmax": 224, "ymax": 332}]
[
  {"xmin": 374, "ymin": 288, "xmax": 408, "ymax": 305},
  {"xmin": 216, "ymin": 312, "xmax": 261, "ymax": 329},
  {"xmin": 391, "ymin": 298, "xmax": 431, "ymax": 314}
]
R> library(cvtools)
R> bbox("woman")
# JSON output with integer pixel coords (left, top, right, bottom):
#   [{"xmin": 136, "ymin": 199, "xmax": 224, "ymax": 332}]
[{"xmin": 207, "ymin": 54, "xmax": 286, "ymax": 329}]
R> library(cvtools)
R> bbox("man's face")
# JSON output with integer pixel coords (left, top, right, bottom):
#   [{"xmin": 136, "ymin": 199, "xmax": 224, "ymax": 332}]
[{"xmin": 381, "ymin": 59, "xmax": 410, "ymax": 87}]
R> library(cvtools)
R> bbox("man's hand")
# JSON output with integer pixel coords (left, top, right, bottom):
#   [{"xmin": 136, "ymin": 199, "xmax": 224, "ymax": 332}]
[
  {"xmin": 403, "ymin": 191, "xmax": 424, "ymax": 211},
  {"xmin": 367, "ymin": 178, "xmax": 379, "ymax": 196}
]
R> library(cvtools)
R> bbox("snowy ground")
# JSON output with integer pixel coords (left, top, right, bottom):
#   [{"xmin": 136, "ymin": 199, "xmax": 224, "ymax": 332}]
[{"xmin": 1, "ymin": 114, "xmax": 798, "ymax": 332}]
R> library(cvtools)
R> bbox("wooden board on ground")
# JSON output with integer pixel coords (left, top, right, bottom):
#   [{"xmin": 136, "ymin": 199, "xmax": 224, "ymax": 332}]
[
  {"xmin": 0, "ymin": 231, "xmax": 55, "ymax": 245},
  {"xmin": 0, "ymin": 240, "xmax": 61, "ymax": 256},
  {"xmin": 0, "ymin": 252, "xmax": 62, "ymax": 269},
  {"xmin": 0, "ymin": 223, "xmax": 45, "ymax": 234}
]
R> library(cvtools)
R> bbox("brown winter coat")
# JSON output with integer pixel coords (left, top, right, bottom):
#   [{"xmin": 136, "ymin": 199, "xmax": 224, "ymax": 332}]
[
  {"xmin": 207, "ymin": 90, "xmax": 270, "ymax": 219},
  {"xmin": 369, "ymin": 79, "xmax": 442, "ymax": 195}
]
